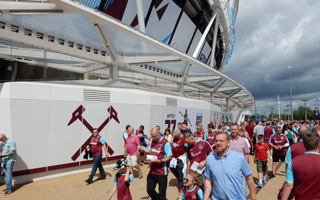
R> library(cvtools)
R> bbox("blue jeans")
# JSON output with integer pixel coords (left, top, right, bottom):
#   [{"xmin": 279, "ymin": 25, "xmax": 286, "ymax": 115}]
[
  {"xmin": 88, "ymin": 155, "xmax": 105, "ymax": 181},
  {"xmin": 3, "ymin": 161, "xmax": 14, "ymax": 191}
]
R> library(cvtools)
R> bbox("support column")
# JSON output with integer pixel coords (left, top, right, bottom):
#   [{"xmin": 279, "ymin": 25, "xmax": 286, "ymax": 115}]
[
  {"xmin": 226, "ymin": 98, "xmax": 229, "ymax": 112},
  {"xmin": 83, "ymin": 72, "xmax": 89, "ymax": 80},
  {"xmin": 109, "ymin": 66, "xmax": 118, "ymax": 81},
  {"xmin": 193, "ymin": 11, "xmax": 217, "ymax": 59},
  {"xmin": 210, "ymin": 10, "xmax": 220, "ymax": 68},
  {"xmin": 11, "ymin": 62, "xmax": 18, "ymax": 81},
  {"xmin": 43, "ymin": 50, "xmax": 47, "ymax": 80},
  {"xmin": 210, "ymin": 92, "xmax": 214, "ymax": 104},
  {"xmin": 179, "ymin": 83, "xmax": 185, "ymax": 95},
  {"xmin": 136, "ymin": 0, "xmax": 146, "ymax": 33}
]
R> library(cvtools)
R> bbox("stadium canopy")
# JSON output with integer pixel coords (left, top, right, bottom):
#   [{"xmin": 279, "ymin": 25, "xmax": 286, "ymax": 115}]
[{"xmin": 0, "ymin": 0, "xmax": 253, "ymax": 111}]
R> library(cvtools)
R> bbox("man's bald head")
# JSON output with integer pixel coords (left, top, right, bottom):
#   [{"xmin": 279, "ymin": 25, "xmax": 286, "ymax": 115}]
[
  {"xmin": 151, "ymin": 127, "xmax": 161, "ymax": 141},
  {"xmin": 0, "ymin": 134, "xmax": 7, "ymax": 142},
  {"xmin": 299, "ymin": 125, "xmax": 311, "ymax": 140}
]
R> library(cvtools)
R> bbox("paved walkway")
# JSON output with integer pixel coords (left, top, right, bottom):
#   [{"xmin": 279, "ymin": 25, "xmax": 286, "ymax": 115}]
[{"xmin": 1, "ymin": 155, "xmax": 286, "ymax": 199}]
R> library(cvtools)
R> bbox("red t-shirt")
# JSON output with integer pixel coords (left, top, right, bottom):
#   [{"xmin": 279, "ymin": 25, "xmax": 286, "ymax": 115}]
[
  {"xmin": 171, "ymin": 137, "xmax": 186, "ymax": 158},
  {"xmin": 194, "ymin": 131, "xmax": 205, "ymax": 139},
  {"xmin": 206, "ymin": 130, "xmax": 218, "ymax": 147},
  {"xmin": 254, "ymin": 143, "xmax": 270, "ymax": 161},
  {"xmin": 245, "ymin": 124, "xmax": 254, "ymax": 139},
  {"xmin": 264, "ymin": 126, "xmax": 273, "ymax": 142},
  {"xmin": 187, "ymin": 139, "xmax": 212, "ymax": 166}
]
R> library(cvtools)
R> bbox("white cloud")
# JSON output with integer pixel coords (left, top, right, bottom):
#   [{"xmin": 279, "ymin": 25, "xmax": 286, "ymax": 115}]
[{"xmin": 225, "ymin": 0, "xmax": 320, "ymax": 114}]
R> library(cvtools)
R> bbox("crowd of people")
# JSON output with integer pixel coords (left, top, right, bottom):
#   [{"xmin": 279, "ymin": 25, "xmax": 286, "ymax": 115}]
[
  {"xmin": 85, "ymin": 119, "xmax": 320, "ymax": 200},
  {"xmin": 0, "ymin": 117, "xmax": 318, "ymax": 199}
]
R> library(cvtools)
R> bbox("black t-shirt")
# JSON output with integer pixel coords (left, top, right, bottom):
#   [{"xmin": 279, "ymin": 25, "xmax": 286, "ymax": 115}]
[{"xmin": 180, "ymin": 128, "xmax": 192, "ymax": 136}]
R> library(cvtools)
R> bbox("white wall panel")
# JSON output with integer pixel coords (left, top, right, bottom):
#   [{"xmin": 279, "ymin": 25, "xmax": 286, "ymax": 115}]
[
  {"xmin": 9, "ymin": 82, "xmax": 51, "ymax": 100},
  {"xmin": 10, "ymin": 100, "xmax": 50, "ymax": 171},
  {"xmin": 0, "ymin": 100, "xmax": 12, "ymax": 136},
  {"xmin": 50, "ymin": 85, "xmax": 83, "ymax": 102}
]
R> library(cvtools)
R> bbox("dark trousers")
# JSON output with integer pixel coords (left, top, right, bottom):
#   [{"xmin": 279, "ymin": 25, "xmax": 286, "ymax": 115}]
[
  {"xmin": 288, "ymin": 139, "xmax": 294, "ymax": 146},
  {"xmin": 147, "ymin": 174, "xmax": 168, "ymax": 200},
  {"xmin": 88, "ymin": 155, "xmax": 105, "ymax": 181},
  {"xmin": 170, "ymin": 159, "xmax": 184, "ymax": 190}
]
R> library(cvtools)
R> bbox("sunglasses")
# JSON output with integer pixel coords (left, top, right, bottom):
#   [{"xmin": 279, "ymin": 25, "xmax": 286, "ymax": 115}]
[{"xmin": 183, "ymin": 177, "xmax": 193, "ymax": 182}]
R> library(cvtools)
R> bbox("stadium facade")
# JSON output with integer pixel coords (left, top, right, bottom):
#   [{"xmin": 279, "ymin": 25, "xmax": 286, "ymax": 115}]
[{"xmin": 0, "ymin": 0, "xmax": 253, "ymax": 183}]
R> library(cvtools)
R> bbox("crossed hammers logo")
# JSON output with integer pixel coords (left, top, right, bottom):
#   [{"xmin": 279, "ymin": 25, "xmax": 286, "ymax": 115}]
[{"xmin": 67, "ymin": 105, "xmax": 120, "ymax": 161}]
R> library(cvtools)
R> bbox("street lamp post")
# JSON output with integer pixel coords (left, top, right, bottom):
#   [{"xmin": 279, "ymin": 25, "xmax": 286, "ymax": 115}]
[
  {"xmin": 286, "ymin": 104, "xmax": 291, "ymax": 121},
  {"xmin": 271, "ymin": 107, "xmax": 274, "ymax": 120},
  {"xmin": 284, "ymin": 110, "xmax": 288, "ymax": 120},
  {"xmin": 288, "ymin": 66, "xmax": 293, "ymax": 121},
  {"xmin": 303, "ymin": 99, "xmax": 309, "ymax": 121}
]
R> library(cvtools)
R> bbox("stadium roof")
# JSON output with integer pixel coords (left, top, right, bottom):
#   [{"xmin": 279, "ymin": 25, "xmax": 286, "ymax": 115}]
[{"xmin": 0, "ymin": 0, "xmax": 253, "ymax": 111}]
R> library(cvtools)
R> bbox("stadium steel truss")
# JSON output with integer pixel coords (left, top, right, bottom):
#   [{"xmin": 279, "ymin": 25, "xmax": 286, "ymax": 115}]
[{"xmin": 0, "ymin": 0, "xmax": 253, "ymax": 113}]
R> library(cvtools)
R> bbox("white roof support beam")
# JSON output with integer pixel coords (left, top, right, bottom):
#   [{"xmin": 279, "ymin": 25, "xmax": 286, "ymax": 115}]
[
  {"xmin": 186, "ymin": 76, "xmax": 221, "ymax": 83},
  {"xmin": 93, "ymin": 24, "xmax": 116, "ymax": 62},
  {"xmin": 123, "ymin": 56, "xmax": 181, "ymax": 64},
  {"xmin": 0, "ymin": 45, "xmax": 90, "ymax": 63},
  {"xmin": 239, "ymin": 97, "xmax": 252, "ymax": 102},
  {"xmin": 135, "ymin": 0, "xmax": 146, "ymax": 33},
  {"xmin": 217, "ymin": 86, "xmax": 239, "ymax": 92},
  {"xmin": 84, "ymin": 64, "xmax": 109, "ymax": 73},
  {"xmin": 182, "ymin": 62, "xmax": 191, "ymax": 81},
  {"xmin": 227, "ymin": 88, "xmax": 242, "ymax": 98},
  {"xmin": 125, "ymin": 64, "xmax": 182, "ymax": 83},
  {"xmin": 212, "ymin": 79, "xmax": 226, "ymax": 92},
  {"xmin": 210, "ymin": 10, "xmax": 220, "ymax": 68},
  {"xmin": 236, "ymin": 95, "xmax": 250, "ymax": 102},
  {"xmin": 0, "ymin": 1, "xmax": 56, "ymax": 10},
  {"xmin": 192, "ymin": 11, "xmax": 217, "ymax": 59},
  {"xmin": 233, "ymin": 93, "xmax": 248, "ymax": 98}
]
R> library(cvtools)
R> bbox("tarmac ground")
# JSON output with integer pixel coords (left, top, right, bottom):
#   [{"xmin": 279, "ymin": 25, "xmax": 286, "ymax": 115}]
[{"xmin": 0, "ymin": 155, "xmax": 286, "ymax": 200}]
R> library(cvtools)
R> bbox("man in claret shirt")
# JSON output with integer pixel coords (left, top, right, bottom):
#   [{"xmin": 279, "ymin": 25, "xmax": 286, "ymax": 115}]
[
  {"xmin": 85, "ymin": 129, "xmax": 109, "ymax": 184},
  {"xmin": 169, "ymin": 129, "xmax": 187, "ymax": 192},
  {"xmin": 264, "ymin": 121, "xmax": 275, "ymax": 145},
  {"xmin": 269, "ymin": 126, "xmax": 289, "ymax": 178},
  {"xmin": 147, "ymin": 127, "xmax": 172, "ymax": 200},
  {"xmin": 204, "ymin": 123, "xmax": 217, "ymax": 150},
  {"xmin": 184, "ymin": 132, "xmax": 213, "ymax": 183},
  {"xmin": 281, "ymin": 131, "xmax": 320, "ymax": 200},
  {"xmin": 194, "ymin": 124, "xmax": 205, "ymax": 140}
]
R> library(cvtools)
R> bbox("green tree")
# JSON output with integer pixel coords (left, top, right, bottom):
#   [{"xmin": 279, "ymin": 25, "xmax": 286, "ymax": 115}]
[{"xmin": 293, "ymin": 106, "xmax": 313, "ymax": 120}]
